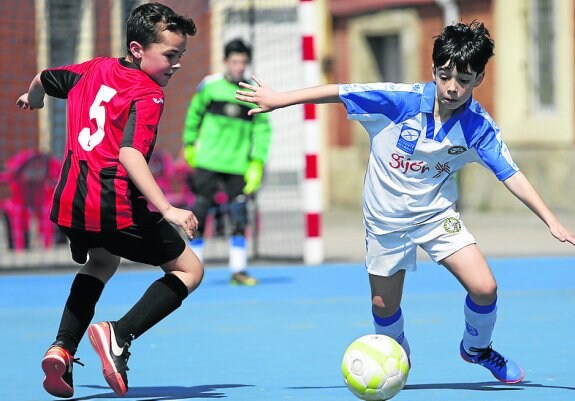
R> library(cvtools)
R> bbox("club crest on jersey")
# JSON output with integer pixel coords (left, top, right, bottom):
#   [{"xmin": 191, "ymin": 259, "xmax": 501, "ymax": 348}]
[
  {"xmin": 396, "ymin": 125, "xmax": 420, "ymax": 154},
  {"xmin": 443, "ymin": 217, "xmax": 462, "ymax": 234},
  {"xmin": 224, "ymin": 103, "xmax": 242, "ymax": 118},
  {"xmin": 448, "ymin": 146, "xmax": 467, "ymax": 155}
]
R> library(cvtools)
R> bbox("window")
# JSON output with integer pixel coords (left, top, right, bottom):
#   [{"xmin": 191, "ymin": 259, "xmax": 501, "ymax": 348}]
[
  {"xmin": 48, "ymin": 0, "xmax": 83, "ymax": 156},
  {"xmin": 531, "ymin": 0, "xmax": 555, "ymax": 110},
  {"xmin": 367, "ymin": 34, "xmax": 403, "ymax": 82}
]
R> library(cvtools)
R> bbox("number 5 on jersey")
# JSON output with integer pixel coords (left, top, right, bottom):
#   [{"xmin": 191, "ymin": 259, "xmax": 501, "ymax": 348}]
[{"xmin": 79, "ymin": 85, "xmax": 117, "ymax": 151}]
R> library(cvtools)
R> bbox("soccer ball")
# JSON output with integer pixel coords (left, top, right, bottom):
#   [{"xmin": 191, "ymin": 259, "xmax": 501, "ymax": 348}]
[{"xmin": 341, "ymin": 334, "xmax": 409, "ymax": 400}]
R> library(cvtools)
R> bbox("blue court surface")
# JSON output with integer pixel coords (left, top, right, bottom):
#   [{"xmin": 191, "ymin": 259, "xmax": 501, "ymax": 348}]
[{"xmin": 2, "ymin": 256, "xmax": 575, "ymax": 401}]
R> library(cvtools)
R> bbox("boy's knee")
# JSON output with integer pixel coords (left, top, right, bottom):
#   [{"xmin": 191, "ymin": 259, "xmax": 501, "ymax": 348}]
[
  {"xmin": 372, "ymin": 296, "xmax": 401, "ymax": 316},
  {"xmin": 88, "ymin": 249, "xmax": 121, "ymax": 267},
  {"xmin": 187, "ymin": 263, "xmax": 204, "ymax": 292},
  {"xmin": 174, "ymin": 263, "xmax": 204, "ymax": 294},
  {"xmin": 468, "ymin": 284, "xmax": 497, "ymax": 305}
]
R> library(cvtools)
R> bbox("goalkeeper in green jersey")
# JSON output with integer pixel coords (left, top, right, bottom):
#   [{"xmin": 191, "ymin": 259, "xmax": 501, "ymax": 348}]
[{"xmin": 182, "ymin": 38, "xmax": 272, "ymax": 285}]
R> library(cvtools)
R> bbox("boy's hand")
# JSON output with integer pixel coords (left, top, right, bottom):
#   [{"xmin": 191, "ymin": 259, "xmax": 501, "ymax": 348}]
[
  {"xmin": 243, "ymin": 160, "xmax": 263, "ymax": 195},
  {"xmin": 549, "ymin": 222, "xmax": 575, "ymax": 246},
  {"xmin": 236, "ymin": 75, "xmax": 279, "ymax": 115},
  {"xmin": 184, "ymin": 145, "xmax": 196, "ymax": 168},
  {"xmin": 16, "ymin": 93, "xmax": 44, "ymax": 110},
  {"xmin": 163, "ymin": 206, "xmax": 198, "ymax": 239}
]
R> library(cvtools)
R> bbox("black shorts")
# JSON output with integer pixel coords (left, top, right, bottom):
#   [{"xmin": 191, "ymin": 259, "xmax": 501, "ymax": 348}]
[
  {"xmin": 59, "ymin": 208, "xmax": 186, "ymax": 266},
  {"xmin": 190, "ymin": 168, "xmax": 245, "ymax": 200}
]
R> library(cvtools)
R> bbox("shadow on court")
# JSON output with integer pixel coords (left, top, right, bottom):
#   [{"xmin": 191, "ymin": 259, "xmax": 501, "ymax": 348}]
[
  {"xmin": 288, "ymin": 380, "xmax": 575, "ymax": 393},
  {"xmin": 71, "ymin": 384, "xmax": 252, "ymax": 400},
  {"xmin": 404, "ymin": 380, "xmax": 575, "ymax": 392}
]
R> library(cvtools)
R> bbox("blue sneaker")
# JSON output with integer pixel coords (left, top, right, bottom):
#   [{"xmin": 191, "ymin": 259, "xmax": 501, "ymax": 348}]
[{"xmin": 460, "ymin": 342, "xmax": 524, "ymax": 383}]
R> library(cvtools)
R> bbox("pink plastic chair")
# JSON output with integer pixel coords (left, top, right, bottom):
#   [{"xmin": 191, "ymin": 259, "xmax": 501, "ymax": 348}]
[{"xmin": 0, "ymin": 150, "xmax": 61, "ymax": 250}]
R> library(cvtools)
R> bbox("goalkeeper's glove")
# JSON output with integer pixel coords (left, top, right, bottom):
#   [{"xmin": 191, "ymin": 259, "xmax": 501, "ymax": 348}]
[
  {"xmin": 243, "ymin": 160, "xmax": 264, "ymax": 195},
  {"xmin": 184, "ymin": 144, "xmax": 196, "ymax": 168}
]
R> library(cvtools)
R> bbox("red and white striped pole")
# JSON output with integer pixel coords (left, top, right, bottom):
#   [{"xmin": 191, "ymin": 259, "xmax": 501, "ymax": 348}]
[{"xmin": 299, "ymin": 0, "xmax": 323, "ymax": 265}]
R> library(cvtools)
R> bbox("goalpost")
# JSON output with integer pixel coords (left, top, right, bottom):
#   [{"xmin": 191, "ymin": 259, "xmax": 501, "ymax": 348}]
[{"xmin": 210, "ymin": 0, "xmax": 325, "ymax": 264}]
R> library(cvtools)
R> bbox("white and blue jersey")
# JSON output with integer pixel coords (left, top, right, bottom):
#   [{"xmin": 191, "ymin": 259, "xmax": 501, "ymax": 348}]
[{"xmin": 339, "ymin": 81, "xmax": 519, "ymax": 234}]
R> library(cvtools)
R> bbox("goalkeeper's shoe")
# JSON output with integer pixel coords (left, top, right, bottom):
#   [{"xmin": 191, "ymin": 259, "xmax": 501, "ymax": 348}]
[{"xmin": 231, "ymin": 271, "xmax": 258, "ymax": 286}]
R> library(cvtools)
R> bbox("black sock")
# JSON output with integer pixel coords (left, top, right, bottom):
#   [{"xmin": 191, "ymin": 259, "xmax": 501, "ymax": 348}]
[
  {"xmin": 115, "ymin": 274, "xmax": 188, "ymax": 343},
  {"xmin": 56, "ymin": 274, "xmax": 105, "ymax": 354}
]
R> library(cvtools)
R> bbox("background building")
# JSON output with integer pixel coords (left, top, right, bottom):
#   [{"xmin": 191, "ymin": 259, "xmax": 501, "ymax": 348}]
[
  {"xmin": 323, "ymin": 0, "xmax": 574, "ymax": 213},
  {"xmin": 0, "ymin": 0, "xmax": 573, "ymax": 267}
]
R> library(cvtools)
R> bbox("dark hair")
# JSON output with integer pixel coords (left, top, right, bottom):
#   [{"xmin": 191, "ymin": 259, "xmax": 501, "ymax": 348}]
[
  {"xmin": 126, "ymin": 2, "xmax": 197, "ymax": 52},
  {"xmin": 432, "ymin": 20, "xmax": 494, "ymax": 74},
  {"xmin": 224, "ymin": 38, "xmax": 252, "ymax": 60}
]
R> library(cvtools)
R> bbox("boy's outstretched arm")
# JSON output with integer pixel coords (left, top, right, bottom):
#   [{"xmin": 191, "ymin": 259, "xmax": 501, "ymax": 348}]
[
  {"xmin": 236, "ymin": 75, "xmax": 341, "ymax": 115},
  {"xmin": 503, "ymin": 171, "xmax": 575, "ymax": 245},
  {"xmin": 119, "ymin": 147, "xmax": 198, "ymax": 238},
  {"xmin": 16, "ymin": 73, "xmax": 46, "ymax": 110}
]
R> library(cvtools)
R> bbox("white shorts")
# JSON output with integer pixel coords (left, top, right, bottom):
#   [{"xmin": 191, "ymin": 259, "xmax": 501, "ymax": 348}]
[{"xmin": 365, "ymin": 213, "xmax": 476, "ymax": 277}]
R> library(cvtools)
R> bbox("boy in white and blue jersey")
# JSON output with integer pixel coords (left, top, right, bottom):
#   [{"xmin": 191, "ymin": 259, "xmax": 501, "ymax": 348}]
[
  {"xmin": 340, "ymin": 80, "xmax": 518, "ymax": 234},
  {"xmin": 236, "ymin": 21, "xmax": 575, "ymax": 384}
]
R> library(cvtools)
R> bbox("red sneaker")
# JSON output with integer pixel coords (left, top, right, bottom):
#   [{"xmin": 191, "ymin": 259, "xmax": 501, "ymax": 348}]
[
  {"xmin": 41, "ymin": 343, "xmax": 83, "ymax": 398},
  {"xmin": 88, "ymin": 321, "xmax": 131, "ymax": 396}
]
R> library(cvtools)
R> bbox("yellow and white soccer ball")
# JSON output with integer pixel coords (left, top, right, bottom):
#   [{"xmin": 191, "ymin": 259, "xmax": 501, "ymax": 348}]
[{"xmin": 341, "ymin": 334, "xmax": 410, "ymax": 400}]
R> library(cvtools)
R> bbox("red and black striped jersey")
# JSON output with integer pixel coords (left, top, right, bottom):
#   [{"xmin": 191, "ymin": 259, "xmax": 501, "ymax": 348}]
[{"xmin": 41, "ymin": 57, "xmax": 165, "ymax": 231}]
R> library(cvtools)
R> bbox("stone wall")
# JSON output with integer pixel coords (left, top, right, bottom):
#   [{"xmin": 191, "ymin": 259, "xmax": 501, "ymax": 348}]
[{"xmin": 459, "ymin": 145, "xmax": 575, "ymax": 214}]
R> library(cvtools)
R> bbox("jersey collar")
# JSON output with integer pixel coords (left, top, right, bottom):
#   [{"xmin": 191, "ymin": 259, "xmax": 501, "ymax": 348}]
[
  {"xmin": 421, "ymin": 82, "xmax": 436, "ymax": 113},
  {"xmin": 118, "ymin": 57, "xmax": 140, "ymax": 70}
]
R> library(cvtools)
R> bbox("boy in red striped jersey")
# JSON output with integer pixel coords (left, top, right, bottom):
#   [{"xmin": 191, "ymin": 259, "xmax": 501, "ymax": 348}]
[{"xmin": 17, "ymin": 3, "xmax": 203, "ymax": 398}]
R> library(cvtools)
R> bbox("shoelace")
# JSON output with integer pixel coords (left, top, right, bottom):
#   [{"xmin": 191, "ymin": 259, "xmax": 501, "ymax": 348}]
[
  {"xmin": 72, "ymin": 358, "xmax": 85, "ymax": 367},
  {"xmin": 64, "ymin": 357, "xmax": 84, "ymax": 374},
  {"xmin": 118, "ymin": 342, "xmax": 131, "ymax": 372},
  {"xmin": 124, "ymin": 349, "xmax": 131, "ymax": 372},
  {"xmin": 469, "ymin": 344, "xmax": 507, "ymax": 369}
]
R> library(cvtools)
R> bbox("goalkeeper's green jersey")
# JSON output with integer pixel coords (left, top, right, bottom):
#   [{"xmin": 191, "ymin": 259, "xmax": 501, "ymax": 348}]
[{"xmin": 182, "ymin": 73, "xmax": 272, "ymax": 175}]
